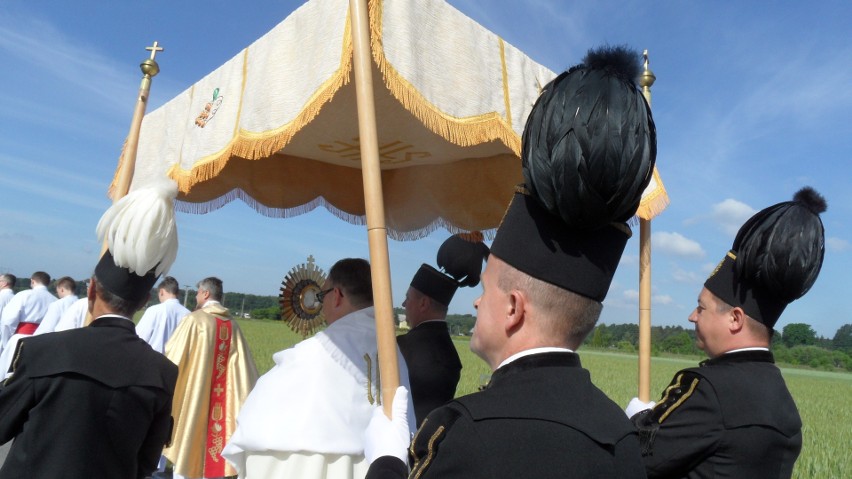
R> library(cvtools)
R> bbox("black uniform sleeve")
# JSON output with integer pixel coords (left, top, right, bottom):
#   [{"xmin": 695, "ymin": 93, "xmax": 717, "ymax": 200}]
[
  {"xmin": 632, "ymin": 371, "xmax": 724, "ymax": 478},
  {"xmin": 0, "ymin": 341, "xmax": 36, "ymax": 444},
  {"xmin": 366, "ymin": 456, "xmax": 410, "ymax": 479},
  {"xmin": 136, "ymin": 395, "xmax": 174, "ymax": 479}
]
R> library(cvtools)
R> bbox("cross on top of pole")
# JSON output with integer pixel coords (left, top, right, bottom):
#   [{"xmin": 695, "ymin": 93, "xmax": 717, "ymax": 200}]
[{"xmin": 146, "ymin": 41, "xmax": 164, "ymax": 61}]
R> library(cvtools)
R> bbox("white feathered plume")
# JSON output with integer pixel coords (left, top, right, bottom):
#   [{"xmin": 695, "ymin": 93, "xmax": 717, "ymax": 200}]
[{"xmin": 96, "ymin": 177, "xmax": 179, "ymax": 276}]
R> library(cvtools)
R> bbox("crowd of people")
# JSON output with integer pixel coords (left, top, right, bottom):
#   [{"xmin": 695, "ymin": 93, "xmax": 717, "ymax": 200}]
[{"xmin": 0, "ymin": 45, "xmax": 826, "ymax": 479}]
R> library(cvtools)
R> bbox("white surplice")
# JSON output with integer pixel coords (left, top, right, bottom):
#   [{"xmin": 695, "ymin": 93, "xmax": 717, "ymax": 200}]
[
  {"xmin": 34, "ymin": 294, "xmax": 80, "ymax": 335},
  {"xmin": 0, "ymin": 285, "xmax": 56, "ymax": 353},
  {"xmin": 222, "ymin": 306, "xmax": 415, "ymax": 479},
  {"xmin": 53, "ymin": 297, "xmax": 90, "ymax": 332},
  {"xmin": 135, "ymin": 298, "xmax": 191, "ymax": 353}
]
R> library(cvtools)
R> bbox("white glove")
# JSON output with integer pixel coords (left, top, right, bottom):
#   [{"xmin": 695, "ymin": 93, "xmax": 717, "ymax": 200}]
[
  {"xmin": 625, "ymin": 397, "xmax": 656, "ymax": 418},
  {"xmin": 364, "ymin": 386, "xmax": 412, "ymax": 464}
]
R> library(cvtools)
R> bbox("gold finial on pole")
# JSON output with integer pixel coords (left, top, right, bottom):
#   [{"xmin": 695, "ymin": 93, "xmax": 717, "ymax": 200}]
[
  {"xmin": 637, "ymin": 49, "xmax": 655, "ymax": 403},
  {"xmin": 639, "ymin": 50, "xmax": 656, "ymax": 104},
  {"xmin": 112, "ymin": 41, "xmax": 164, "ymax": 205}
]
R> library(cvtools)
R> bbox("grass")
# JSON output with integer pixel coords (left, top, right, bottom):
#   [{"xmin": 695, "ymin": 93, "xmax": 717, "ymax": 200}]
[{"xmin": 235, "ymin": 319, "xmax": 852, "ymax": 478}]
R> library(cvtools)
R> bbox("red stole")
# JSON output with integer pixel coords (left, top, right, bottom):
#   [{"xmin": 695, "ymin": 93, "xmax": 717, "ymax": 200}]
[{"xmin": 204, "ymin": 317, "xmax": 232, "ymax": 476}]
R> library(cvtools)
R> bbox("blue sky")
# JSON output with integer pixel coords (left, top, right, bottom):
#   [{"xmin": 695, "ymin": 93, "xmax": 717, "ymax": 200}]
[{"xmin": 1, "ymin": 1, "xmax": 850, "ymax": 338}]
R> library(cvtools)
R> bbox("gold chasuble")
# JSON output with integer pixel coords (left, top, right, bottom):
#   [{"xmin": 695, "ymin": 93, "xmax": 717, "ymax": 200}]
[{"xmin": 163, "ymin": 302, "xmax": 259, "ymax": 478}]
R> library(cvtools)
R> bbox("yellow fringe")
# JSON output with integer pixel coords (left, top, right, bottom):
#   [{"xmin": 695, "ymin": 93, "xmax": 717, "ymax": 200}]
[
  {"xmin": 168, "ymin": 14, "xmax": 355, "ymax": 194},
  {"xmin": 635, "ymin": 168, "xmax": 670, "ymax": 220},
  {"xmin": 367, "ymin": 0, "xmax": 521, "ymax": 156}
]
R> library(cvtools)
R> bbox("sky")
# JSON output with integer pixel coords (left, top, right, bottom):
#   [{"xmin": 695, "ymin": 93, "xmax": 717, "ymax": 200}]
[{"xmin": 0, "ymin": 0, "xmax": 850, "ymax": 338}]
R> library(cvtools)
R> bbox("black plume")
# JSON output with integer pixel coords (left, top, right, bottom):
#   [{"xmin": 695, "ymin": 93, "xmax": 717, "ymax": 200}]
[
  {"xmin": 793, "ymin": 186, "xmax": 827, "ymax": 214},
  {"xmin": 734, "ymin": 187, "xmax": 827, "ymax": 302},
  {"xmin": 582, "ymin": 45, "xmax": 643, "ymax": 85},
  {"xmin": 521, "ymin": 45, "xmax": 656, "ymax": 230},
  {"xmin": 436, "ymin": 233, "xmax": 490, "ymax": 288}
]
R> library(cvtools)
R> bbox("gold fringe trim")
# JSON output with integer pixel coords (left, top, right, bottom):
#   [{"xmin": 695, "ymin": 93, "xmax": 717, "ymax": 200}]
[
  {"xmin": 635, "ymin": 167, "xmax": 670, "ymax": 220},
  {"xmin": 368, "ymin": 0, "xmax": 521, "ymax": 156},
  {"xmin": 174, "ymin": 190, "xmax": 496, "ymax": 242},
  {"xmin": 168, "ymin": 15, "xmax": 355, "ymax": 194}
]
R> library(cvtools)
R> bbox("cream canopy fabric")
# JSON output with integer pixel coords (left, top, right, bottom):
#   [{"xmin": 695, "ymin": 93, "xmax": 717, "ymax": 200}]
[{"xmin": 115, "ymin": 0, "xmax": 666, "ymax": 239}]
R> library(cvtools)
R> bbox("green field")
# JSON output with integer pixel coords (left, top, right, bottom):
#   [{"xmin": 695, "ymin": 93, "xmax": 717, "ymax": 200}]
[{"xmin": 236, "ymin": 319, "xmax": 852, "ymax": 478}]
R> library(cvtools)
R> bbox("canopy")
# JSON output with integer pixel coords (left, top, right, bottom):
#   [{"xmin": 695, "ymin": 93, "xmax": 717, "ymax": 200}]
[{"xmin": 113, "ymin": 0, "xmax": 666, "ymax": 239}]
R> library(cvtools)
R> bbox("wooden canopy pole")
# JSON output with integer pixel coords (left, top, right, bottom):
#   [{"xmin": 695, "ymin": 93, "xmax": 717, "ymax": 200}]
[
  {"xmin": 91, "ymin": 42, "xmax": 163, "ymax": 327},
  {"xmin": 637, "ymin": 50, "xmax": 656, "ymax": 402},
  {"xmin": 112, "ymin": 42, "xmax": 164, "ymax": 203},
  {"xmin": 349, "ymin": 0, "xmax": 400, "ymax": 416},
  {"xmin": 101, "ymin": 41, "xmax": 164, "ymax": 260}
]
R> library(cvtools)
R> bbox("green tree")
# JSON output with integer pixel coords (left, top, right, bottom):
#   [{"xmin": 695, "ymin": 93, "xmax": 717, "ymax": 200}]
[
  {"xmin": 589, "ymin": 325, "xmax": 613, "ymax": 348},
  {"xmin": 831, "ymin": 324, "xmax": 852, "ymax": 354},
  {"xmin": 781, "ymin": 323, "xmax": 817, "ymax": 348},
  {"xmin": 660, "ymin": 331, "xmax": 695, "ymax": 355}
]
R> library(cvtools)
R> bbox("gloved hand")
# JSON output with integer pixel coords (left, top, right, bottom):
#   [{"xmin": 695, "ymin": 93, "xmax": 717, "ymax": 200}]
[
  {"xmin": 625, "ymin": 397, "xmax": 656, "ymax": 418},
  {"xmin": 364, "ymin": 386, "xmax": 412, "ymax": 464}
]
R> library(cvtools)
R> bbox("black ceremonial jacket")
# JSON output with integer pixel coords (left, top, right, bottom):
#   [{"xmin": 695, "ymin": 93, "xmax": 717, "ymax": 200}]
[
  {"xmin": 396, "ymin": 320, "xmax": 462, "ymax": 425},
  {"xmin": 0, "ymin": 316, "xmax": 178, "ymax": 479},
  {"xmin": 368, "ymin": 351, "xmax": 646, "ymax": 479},
  {"xmin": 632, "ymin": 350, "xmax": 801, "ymax": 479}
]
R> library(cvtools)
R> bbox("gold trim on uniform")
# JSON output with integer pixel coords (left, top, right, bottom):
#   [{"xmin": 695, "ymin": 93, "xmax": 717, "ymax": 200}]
[
  {"xmin": 658, "ymin": 375, "xmax": 700, "ymax": 424},
  {"xmin": 411, "ymin": 425, "xmax": 446, "ymax": 479}
]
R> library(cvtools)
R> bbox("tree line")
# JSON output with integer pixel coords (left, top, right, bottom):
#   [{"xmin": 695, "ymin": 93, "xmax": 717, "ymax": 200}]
[
  {"xmin": 18, "ymin": 277, "xmax": 846, "ymax": 372},
  {"xmin": 581, "ymin": 322, "xmax": 852, "ymax": 372}
]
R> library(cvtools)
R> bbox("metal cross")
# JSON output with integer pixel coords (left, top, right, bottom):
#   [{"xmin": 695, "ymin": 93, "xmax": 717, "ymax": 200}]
[{"xmin": 146, "ymin": 41, "xmax": 164, "ymax": 61}]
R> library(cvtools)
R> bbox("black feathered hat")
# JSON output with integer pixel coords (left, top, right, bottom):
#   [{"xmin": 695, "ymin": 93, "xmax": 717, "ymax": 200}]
[
  {"xmin": 704, "ymin": 187, "xmax": 827, "ymax": 328},
  {"xmin": 491, "ymin": 45, "xmax": 656, "ymax": 302},
  {"xmin": 411, "ymin": 233, "xmax": 489, "ymax": 307}
]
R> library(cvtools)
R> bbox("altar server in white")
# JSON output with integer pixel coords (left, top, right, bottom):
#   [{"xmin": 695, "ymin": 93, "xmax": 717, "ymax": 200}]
[
  {"xmin": 0, "ymin": 277, "xmax": 77, "ymax": 375},
  {"xmin": 0, "ymin": 274, "xmax": 16, "ymax": 313},
  {"xmin": 136, "ymin": 276, "xmax": 190, "ymax": 353},
  {"xmin": 0, "ymin": 271, "xmax": 55, "ymax": 353},
  {"xmin": 34, "ymin": 276, "xmax": 79, "ymax": 335},
  {"xmin": 53, "ymin": 296, "xmax": 90, "ymax": 332}
]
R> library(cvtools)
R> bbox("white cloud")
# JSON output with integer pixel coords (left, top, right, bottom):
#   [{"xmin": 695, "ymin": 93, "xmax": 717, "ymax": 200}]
[
  {"xmin": 826, "ymin": 237, "xmax": 850, "ymax": 253},
  {"xmin": 672, "ymin": 267, "xmax": 705, "ymax": 284},
  {"xmin": 623, "ymin": 289, "xmax": 640, "ymax": 300},
  {"xmin": 653, "ymin": 232, "xmax": 705, "ymax": 258},
  {"xmin": 701, "ymin": 262, "xmax": 719, "ymax": 275},
  {"xmin": 711, "ymin": 199, "xmax": 756, "ymax": 236},
  {"xmin": 653, "ymin": 294, "xmax": 674, "ymax": 305},
  {"xmin": 619, "ymin": 254, "xmax": 639, "ymax": 267}
]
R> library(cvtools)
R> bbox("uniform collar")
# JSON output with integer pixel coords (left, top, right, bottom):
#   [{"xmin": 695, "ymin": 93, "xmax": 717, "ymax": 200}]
[
  {"xmin": 700, "ymin": 349, "xmax": 775, "ymax": 367},
  {"xmin": 490, "ymin": 351, "xmax": 581, "ymax": 387},
  {"xmin": 90, "ymin": 315, "xmax": 136, "ymax": 332}
]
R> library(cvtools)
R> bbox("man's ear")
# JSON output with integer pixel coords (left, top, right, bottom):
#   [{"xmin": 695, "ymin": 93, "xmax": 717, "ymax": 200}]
[
  {"xmin": 729, "ymin": 306, "xmax": 746, "ymax": 333},
  {"xmin": 419, "ymin": 295, "xmax": 430, "ymax": 313},
  {"xmin": 505, "ymin": 289, "xmax": 526, "ymax": 334},
  {"xmin": 87, "ymin": 279, "xmax": 96, "ymax": 302}
]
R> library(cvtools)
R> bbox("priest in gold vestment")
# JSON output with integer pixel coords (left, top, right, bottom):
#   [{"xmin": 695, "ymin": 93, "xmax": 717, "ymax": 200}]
[{"xmin": 163, "ymin": 277, "xmax": 259, "ymax": 479}]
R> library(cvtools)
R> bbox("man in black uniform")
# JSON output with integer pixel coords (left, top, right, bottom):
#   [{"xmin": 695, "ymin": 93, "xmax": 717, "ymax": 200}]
[
  {"xmin": 398, "ymin": 233, "xmax": 488, "ymax": 425},
  {"xmin": 629, "ymin": 188, "xmax": 827, "ymax": 478},
  {"xmin": 0, "ymin": 184, "xmax": 181, "ymax": 479},
  {"xmin": 364, "ymin": 45, "xmax": 657, "ymax": 479}
]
